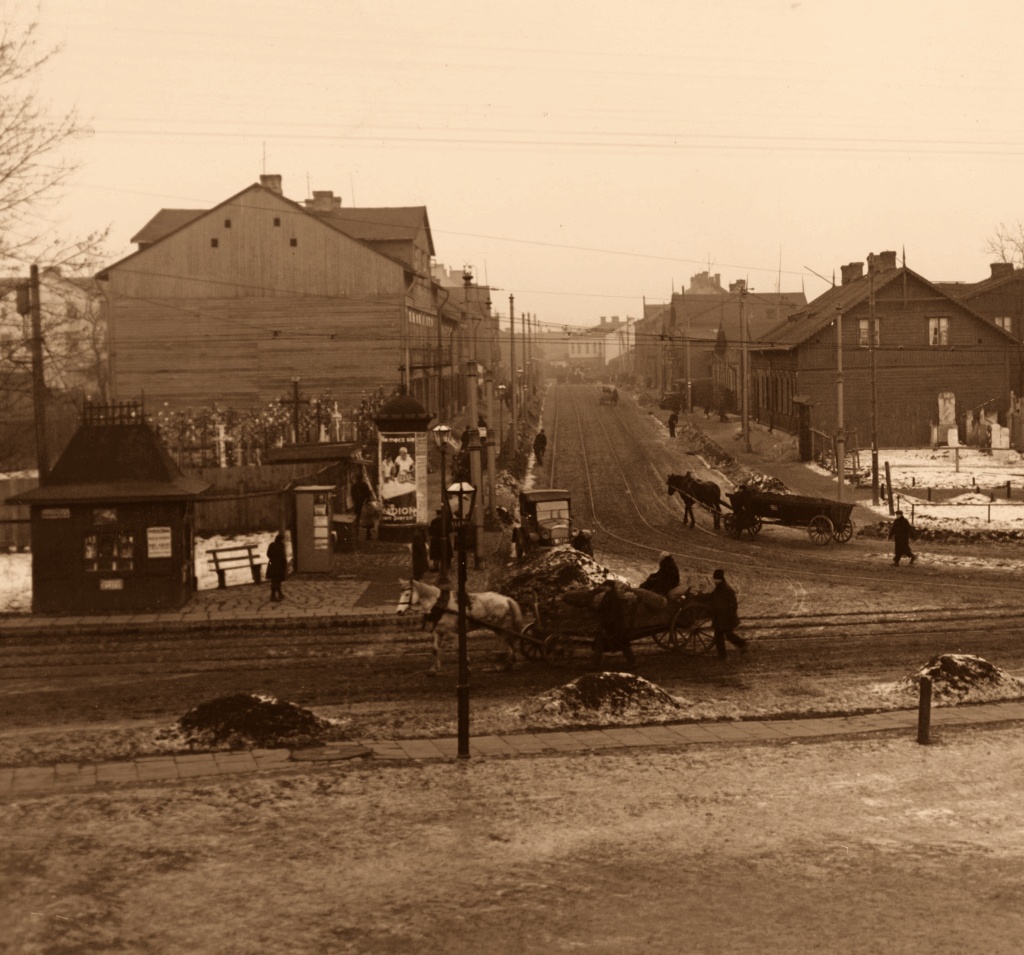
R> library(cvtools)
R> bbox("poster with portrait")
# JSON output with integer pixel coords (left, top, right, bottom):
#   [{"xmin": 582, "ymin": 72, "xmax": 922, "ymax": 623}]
[{"xmin": 378, "ymin": 431, "xmax": 429, "ymax": 526}]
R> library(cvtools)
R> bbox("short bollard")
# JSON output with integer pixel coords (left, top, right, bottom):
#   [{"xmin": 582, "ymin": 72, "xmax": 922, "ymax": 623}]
[{"xmin": 917, "ymin": 676, "xmax": 932, "ymax": 745}]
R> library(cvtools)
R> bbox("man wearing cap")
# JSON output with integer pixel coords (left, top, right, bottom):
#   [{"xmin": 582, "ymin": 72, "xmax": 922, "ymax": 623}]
[
  {"xmin": 640, "ymin": 551, "xmax": 680, "ymax": 597},
  {"xmin": 710, "ymin": 568, "xmax": 747, "ymax": 658},
  {"xmin": 888, "ymin": 510, "xmax": 916, "ymax": 566},
  {"xmin": 592, "ymin": 578, "xmax": 636, "ymax": 670}
]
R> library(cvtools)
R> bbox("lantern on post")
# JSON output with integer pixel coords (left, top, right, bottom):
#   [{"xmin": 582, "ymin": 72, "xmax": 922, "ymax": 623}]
[{"xmin": 446, "ymin": 479, "xmax": 477, "ymax": 758}]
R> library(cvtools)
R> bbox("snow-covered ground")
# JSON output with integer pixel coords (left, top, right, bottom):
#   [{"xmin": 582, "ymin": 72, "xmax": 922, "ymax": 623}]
[{"xmin": 0, "ymin": 532, "xmax": 282, "ymax": 614}]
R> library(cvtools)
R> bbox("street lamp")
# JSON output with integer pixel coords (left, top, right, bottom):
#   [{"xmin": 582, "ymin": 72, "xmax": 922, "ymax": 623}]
[
  {"xmin": 431, "ymin": 423, "xmax": 452, "ymax": 585},
  {"xmin": 446, "ymin": 479, "xmax": 477, "ymax": 759}
]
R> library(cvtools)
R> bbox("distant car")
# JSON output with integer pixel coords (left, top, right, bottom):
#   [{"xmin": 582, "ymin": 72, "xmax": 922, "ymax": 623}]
[
  {"xmin": 514, "ymin": 489, "xmax": 573, "ymax": 558},
  {"xmin": 659, "ymin": 393, "xmax": 684, "ymax": 412}
]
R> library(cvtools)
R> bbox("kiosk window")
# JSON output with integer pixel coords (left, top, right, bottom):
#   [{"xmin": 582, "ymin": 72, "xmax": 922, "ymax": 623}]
[{"xmin": 83, "ymin": 530, "xmax": 135, "ymax": 572}]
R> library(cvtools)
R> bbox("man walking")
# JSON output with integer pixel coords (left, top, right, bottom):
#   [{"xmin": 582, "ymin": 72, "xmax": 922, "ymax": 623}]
[
  {"xmin": 889, "ymin": 510, "xmax": 917, "ymax": 566},
  {"xmin": 667, "ymin": 410, "xmax": 678, "ymax": 438},
  {"xmin": 350, "ymin": 474, "xmax": 372, "ymax": 529},
  {"xmin": 533, "ymin": 428, "xmax": 547, "ymax": 466},
  {"xmin": 710, "ymin": 568, "xmax": 747, "ymax": 658},
  {"xmin": 592, "ymin": 578, "xmax": 636, "ymax": 670}
]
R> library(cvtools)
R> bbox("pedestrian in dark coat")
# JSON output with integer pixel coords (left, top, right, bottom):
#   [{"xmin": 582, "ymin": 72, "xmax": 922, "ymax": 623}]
[
  {"xmin": 710, "ymin": 568, "xmax": 747, "ymax": 658},
  {"xmin": 571, "ymin": 528, "xmax": 594, "ymax": 557},
  {"xmin": 411, "ymin": 527, "xmax": 429, "ymax": 581},
  {"xmin": 428, "ymin": 508, "xmax": 453, "ymax": 572},
  {"xmin": 533, "ymin": 428, "xmax": 547, "ymax": 465},
  {"xmin": 592, "ymin": 579, "xmax": 636, "ymax": 670},
  {"xmin": 667, "ymin": 411, "xmax": 678, "ymax": 438},
  {"xmin": 889, "ymin": 511, "xmax": 916, "ymax": 565},
  {"xmin": 266, "ymin": 533, "xmax": 287, "ymax": 602},
  {"xmin": 350, "ymin": 475, "xmax": 372, "ymax": 527},
  {"xmin": 640, "ymin": 552, "xmax": 680, "ymax": 597}
]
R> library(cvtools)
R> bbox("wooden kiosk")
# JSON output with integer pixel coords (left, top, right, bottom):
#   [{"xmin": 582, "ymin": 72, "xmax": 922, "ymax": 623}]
[{"xmin": 5, "ymin": 403, "xmax": 210, "ymax": 614}]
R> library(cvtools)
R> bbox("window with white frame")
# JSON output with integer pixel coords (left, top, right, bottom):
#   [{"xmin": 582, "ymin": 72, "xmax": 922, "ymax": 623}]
[
  {"xmin": 928, "ymin": 317, "xmax": 949, "ymax": 346},
  {"xmin": 858, "ymin": 318, "xmax": 880, "ymax": 347},
  {"xmin": 995, "ymin": 316, "xmax": 1012, "ymax": 333}
]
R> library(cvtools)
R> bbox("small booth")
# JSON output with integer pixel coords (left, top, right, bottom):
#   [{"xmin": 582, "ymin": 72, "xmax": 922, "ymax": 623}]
[
  {"xmin": 292, "ymin": 485, "xmax": 335, "ymax": 573},
  {"xmin": 5, "ymin": 403, "xmax": 210, "ymax": 614}
]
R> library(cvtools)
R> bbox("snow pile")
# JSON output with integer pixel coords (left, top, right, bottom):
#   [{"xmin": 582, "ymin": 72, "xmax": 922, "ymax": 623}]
[
  {"xmin": 514, "ymin": 672, "xmax": 687, "ymax": 728},
  {"xmin": 874, "ymin": 653, "xmax": 1024, "ymax": 706},
  {"xmin": 493, "ymin": 545, "xmax": 621, "ymax": 606},
  {"xmin": 153, "ymin": 693, "xmax": 347, "ymax": 751}
]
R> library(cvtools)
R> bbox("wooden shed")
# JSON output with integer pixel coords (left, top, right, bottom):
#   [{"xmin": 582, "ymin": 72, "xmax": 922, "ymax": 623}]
[{"xmin": 5, "ymin": 403, "xmax": 210, "ymax": 614}]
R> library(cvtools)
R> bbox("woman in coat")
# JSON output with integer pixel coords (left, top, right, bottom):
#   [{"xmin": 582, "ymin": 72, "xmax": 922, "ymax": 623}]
[{"xmin": 267, "ymin": 533, "xmax": 287, "ymax": 602}]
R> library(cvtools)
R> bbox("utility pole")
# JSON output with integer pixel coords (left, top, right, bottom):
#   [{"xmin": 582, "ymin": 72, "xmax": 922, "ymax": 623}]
[
  {"xmin": 466, "ymin": 359, "xmax": 483, "ymax": 568},
  {"xmin": 685, "ymin": 306, "xmax": 692, "ymax": 414},
  {"xmin": 740, "ymin": 285, "xmax": 752, "ymax": 452},
  {"xmin": 835, "ymin": 305, "xmax": 846, "ymax": 503},
  {"xmin": 509, "ymin": 295, "xmax": 517, "ymax": 455},
  {"xmin": 869, "ymin": 272, "xmax": 879, "ymax": 505},
  {"xmin": 484, "ymin": 371, "xmax": 497, "ymax": 516},
  {"xmin": 25, "ymin": 265, "xmax": 49, "ymax": 481},
  {"xmin": 521, "ymin": 308, "xmax": 528, "ymax": 405}
]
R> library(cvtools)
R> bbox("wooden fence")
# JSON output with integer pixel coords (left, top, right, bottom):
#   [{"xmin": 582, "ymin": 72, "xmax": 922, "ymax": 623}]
[{"xmin": 0, "ymin": 476, "xmax": 34, "ymax": 550}]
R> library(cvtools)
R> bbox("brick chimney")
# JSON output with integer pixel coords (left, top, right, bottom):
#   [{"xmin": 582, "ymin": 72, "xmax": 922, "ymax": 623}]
[
  {"xmin": 304, "ymin": 190, "xmax": 342, "ymax": 213},
  {"xmin": 867, "ymin": 250, "xmax": 898, "ymax": 275},
  {"xmin": 840, "ymin": 262, "xmax": 864, "ymax": 285},
  {"xmin": 259, "ymin": 174, "xmax": 282, "ymax": 195},
  {"xmin": 990, "ymin": 262, "xmax": 1015, "ymax": 279}
]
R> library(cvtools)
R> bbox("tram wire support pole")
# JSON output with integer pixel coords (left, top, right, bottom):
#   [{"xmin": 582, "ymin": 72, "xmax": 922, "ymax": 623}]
[
  {"xmin": 835, "ymin": 305, "xmax": 846, "ymax": 504},
  {"xmin": 917, "ymin": 676, "xmax": 932, "ymax": 745},
  {"xmin": 466, "ymin": 360, "xmax": 483, "ymax": 568},
  {"xmin": 740, "ymin": 285, "xmax": 752, "ymax": 453},
  {"xmin": 431, "ymin": 424, "xmax": 452, "ymax": 586},
  {"xmin": 446, "ymin": 480, "xmax": 477, "ymax": 759},
  {"xmin": 509, "ymin": 295, "xmax": 517, "ymax": 458}
]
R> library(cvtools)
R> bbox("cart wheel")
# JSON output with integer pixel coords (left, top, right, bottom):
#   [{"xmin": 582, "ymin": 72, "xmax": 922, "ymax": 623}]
[
  {"xmin": 670, "ymin": 607, "xmax": 716, "ymax": 654},
  {"xmin": 519, "ymin": 622, "xmax": 544, "ymax": 661},
  {"xmin": 723, "ymin": 514, "xmax": 741, "ymax": 538},
  {"xmin": 542, "ymin": 632, "xmax": 575, "ymax": 666},
  {"xmin": 808, "ymin": 515, "xmax": 834, "ymax": 545},
  {"xmin": 748, "ymin": 515, "xmax": 763, "ymax": 537},
  {"xmin": 652, "ymin": 624, "xmax": 677, "ymax": 651},
  {"xmin": 834, "ymin": 519, "xmax": 854, "ymax": 543}
]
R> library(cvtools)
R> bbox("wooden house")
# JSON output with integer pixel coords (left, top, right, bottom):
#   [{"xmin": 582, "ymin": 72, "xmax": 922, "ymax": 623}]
[
  {"xmin": 936, "ymin": 263, "xmax": 1024, "ymax": 342},
  {"xmin": 749, "ymin": 251, "xmax": 1023, "ymax": 449},
  {"xmin": 97, "ymin": 175, "xmax": 466, "ymax": 419}
]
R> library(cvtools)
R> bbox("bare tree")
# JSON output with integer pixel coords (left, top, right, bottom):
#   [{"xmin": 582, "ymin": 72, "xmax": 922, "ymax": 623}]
[
  {"xmin": 984, "ymin": 222, "xmax": 1024, "ymax": 268},
  {"xmin": 0, "ymin": 5, "xmax": 107, "ymax": 270}
]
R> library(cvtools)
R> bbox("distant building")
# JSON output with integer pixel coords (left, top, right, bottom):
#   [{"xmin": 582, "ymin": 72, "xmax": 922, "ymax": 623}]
[
  {"xmin": 567, "ymin": 316, "xmax": 634, "ymax": 377},
  {"xmin": 936, "ymin": 262, "xmax": 1024, "ymax": 341},
  {"xmin": 751, "ymin": 251, "xmax": 1023, "ymax": 448}
]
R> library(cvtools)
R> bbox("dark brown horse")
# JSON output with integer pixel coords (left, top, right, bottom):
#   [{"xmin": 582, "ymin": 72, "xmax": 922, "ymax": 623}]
[{"xmin": 667, "ymin": 472, "xmax": 722, "ymax": 529}]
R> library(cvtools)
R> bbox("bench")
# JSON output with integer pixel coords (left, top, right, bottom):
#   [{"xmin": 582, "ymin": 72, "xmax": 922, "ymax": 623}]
[{"xmin": 207, "ymin": 544, "xmax": 263, "ymax": 589}]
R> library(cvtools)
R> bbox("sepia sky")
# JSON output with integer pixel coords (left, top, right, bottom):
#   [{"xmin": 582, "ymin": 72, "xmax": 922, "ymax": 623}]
[{"xmin": 31, "ymin": 0, "xmax": 1024, "ymax": 329}]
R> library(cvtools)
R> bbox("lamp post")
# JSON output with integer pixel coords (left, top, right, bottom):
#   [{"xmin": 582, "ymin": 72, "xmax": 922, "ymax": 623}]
[
  {"xmin": 446, "ymin": 479, "xmax": 477, "ymax": 759},
  {"xmin": 496, "ymin": 384, "xmax": 506, "ymax": 454},
  {"xmin": 431, "ymin": 424, "xmax": 452, "ymax": 585}
]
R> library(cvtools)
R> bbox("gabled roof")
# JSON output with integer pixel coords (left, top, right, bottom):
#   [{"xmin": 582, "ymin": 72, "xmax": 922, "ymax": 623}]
[
  {"xmin": 311, "ymin": 207, "xmax": 435, "ymax": 256},
  {"xmin": 935, "ymin": 265, "xmax": 1022, "ymax": 300},
  {"xmin": 97, "ymin": 183, "xmax": 415, "ymax": 280},
  {"xmin": 754, "ymin": 266, "xmax": 1019, "ymax": 351},
  {"xmin": 130, "ymin": 209, "xmax": 204, "ymax": 246},
  {"xmin": 6, "ymin": 421, "xmax": 209, "ymax": 505}
]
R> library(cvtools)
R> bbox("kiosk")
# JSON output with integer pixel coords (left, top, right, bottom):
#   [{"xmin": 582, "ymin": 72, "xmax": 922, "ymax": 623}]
[{"xmin": 293, "ymin": 485, "xmax": 335, "ymax": 573}]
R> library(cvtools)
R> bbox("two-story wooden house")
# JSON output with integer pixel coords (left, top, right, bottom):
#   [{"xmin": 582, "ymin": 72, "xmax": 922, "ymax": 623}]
[
  {"xmin": 936, "ymin": 263, "xmax": 1024, "ymax": 342},
  {"xmin": 97, "ymin": 175, "xmax": 464, "ymax": 418},
  {"xmin": 750, "ymin": 251, "xmax": 1023, "ymax": 448}
]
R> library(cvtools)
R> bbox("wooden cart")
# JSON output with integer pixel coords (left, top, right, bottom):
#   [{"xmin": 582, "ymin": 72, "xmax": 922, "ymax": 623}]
[{"xmin": 724, "ymin": 489, "xmax": 855, "ymax": 545}]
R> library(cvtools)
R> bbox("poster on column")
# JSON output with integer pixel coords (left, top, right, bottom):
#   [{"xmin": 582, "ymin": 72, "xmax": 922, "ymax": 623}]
[{"xmin": 378, "ymin": 431, "xmax": 429, "ymax": 526}]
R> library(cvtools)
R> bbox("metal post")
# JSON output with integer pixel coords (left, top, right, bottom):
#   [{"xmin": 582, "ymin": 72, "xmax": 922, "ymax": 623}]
[
  {"xmin": 456, "ymin": 520, "xmax": 470, "ymax": 758},
  {"xmin": 741, "ymin": 287, "xmax": 752, "ymax": 452},
  {"xmin": 835, "ymin": 306, "xmax": 845, "ymax": 503},
  {"xmin": 467, "ymin": 360, "xmax": 483, "ymax": 568},
  {"xmin": 28, "ymin": 265, "xmax": 49, "ymax": 481},
  {"xmin": 484, "ymin": 374, "xmax": 497, "ymax": 517},
  {"xmin": 438, "ymin": 441, "xmax": 450, "ymax": 586},
  {"xmin": 685, "ymin": 309, "xmax": 692, "ymax": 414},
  {"xmin": 509, "ymin": 296, "xmax": 517, "ymax": 456},
  {"xmin": 869, "ymin": 273, "xmax": 879, "ymax": 505}
]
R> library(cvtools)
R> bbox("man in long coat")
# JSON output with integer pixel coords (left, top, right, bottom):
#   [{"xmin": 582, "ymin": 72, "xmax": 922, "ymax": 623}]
[
  {"xmin": 889, "ymin": 510, "xmax": 917, "ymax": 565},
  {"xmin": 710, "ymin": 568, "xmax": 747, "ymax": 658}
]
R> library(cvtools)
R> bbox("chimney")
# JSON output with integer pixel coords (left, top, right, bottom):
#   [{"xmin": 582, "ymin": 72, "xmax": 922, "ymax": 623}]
[
  {"xmin": 260, "ymin": 174, "xmax": 283, "ymax": 195},
  {"xmin": 867, "ymin": 250, "xmax": 898, "ymax": 275},
  {"xmin": 990, "ymin": 262, "xmax": 1015, "ymax": 280},
  {"xmin": 304, "ymin": 190, "xmax": 341, "ymax": 213},
  {"xmin": 840, "ymin": 262, "xmax": 864, "ymax": 285}
]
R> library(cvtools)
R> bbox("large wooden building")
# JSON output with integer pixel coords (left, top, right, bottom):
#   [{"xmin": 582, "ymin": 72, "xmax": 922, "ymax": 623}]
[
  {"xmin": 97, "ymin": 175, "xmax": 476, "ymax": 418},
  {"xmin": 749, "ymin": 251, "xmax": 1023, "ymax": 448}
]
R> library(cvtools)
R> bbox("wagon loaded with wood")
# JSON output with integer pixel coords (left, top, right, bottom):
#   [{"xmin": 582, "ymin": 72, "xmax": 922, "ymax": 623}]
[
  {"xmin": 723, "ymin": 488, "xmax": 855, "ymax": 545},
  {"xmin": 519, "ymin": 582, "xmax": 718, "ymax": 664}
]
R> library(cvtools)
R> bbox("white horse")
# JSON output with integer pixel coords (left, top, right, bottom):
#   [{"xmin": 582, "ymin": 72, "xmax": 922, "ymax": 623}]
[{"xmin": 397, "ymin": 578, "xmax": 523, "ymax": 672}]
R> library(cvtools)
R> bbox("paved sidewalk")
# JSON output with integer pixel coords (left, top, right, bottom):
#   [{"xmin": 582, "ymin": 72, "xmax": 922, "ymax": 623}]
[{"xmin": 4, "ymin": 699, "xmax": 1023, "ymax": 797}]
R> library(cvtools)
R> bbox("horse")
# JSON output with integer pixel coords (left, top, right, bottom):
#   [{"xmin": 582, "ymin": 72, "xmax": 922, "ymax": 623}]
[
  {"xmin": 396, "ymin": 578, "xmax": 523, "ymax": 672},
  {"xmin": 667, "ymin": 472, "xmax": 722, "ymax": 529}
]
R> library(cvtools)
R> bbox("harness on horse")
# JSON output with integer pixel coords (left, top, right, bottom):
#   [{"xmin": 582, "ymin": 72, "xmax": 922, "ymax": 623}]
[{"xmin": 424, "ymin": 589, "xmax": 452, "ymax": 627}]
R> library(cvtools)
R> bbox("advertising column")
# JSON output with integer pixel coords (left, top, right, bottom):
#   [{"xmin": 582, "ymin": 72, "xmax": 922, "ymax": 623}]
[{"xmin": 378, "ymin": 431, "xmax": 429, "ymax": 530}]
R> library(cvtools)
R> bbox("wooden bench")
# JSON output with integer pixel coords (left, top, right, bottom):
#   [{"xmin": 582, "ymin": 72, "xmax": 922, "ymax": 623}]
[{"xmin": 207, "ymin": 544, "xmax": 263, "ymax": 589}]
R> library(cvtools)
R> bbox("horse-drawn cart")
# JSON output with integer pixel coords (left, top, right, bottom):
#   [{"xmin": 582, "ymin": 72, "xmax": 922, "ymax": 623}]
[
  {"xmin": 598, "ymin": 385, "xmax": 619, "ymax": 406},
  {"xmin": 521, "ymin": 584, "xmax": 717, "ymax": 664},
  {"xmin": 723, "ymin": 489, "xmax": 854, "ymax": 545}
]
